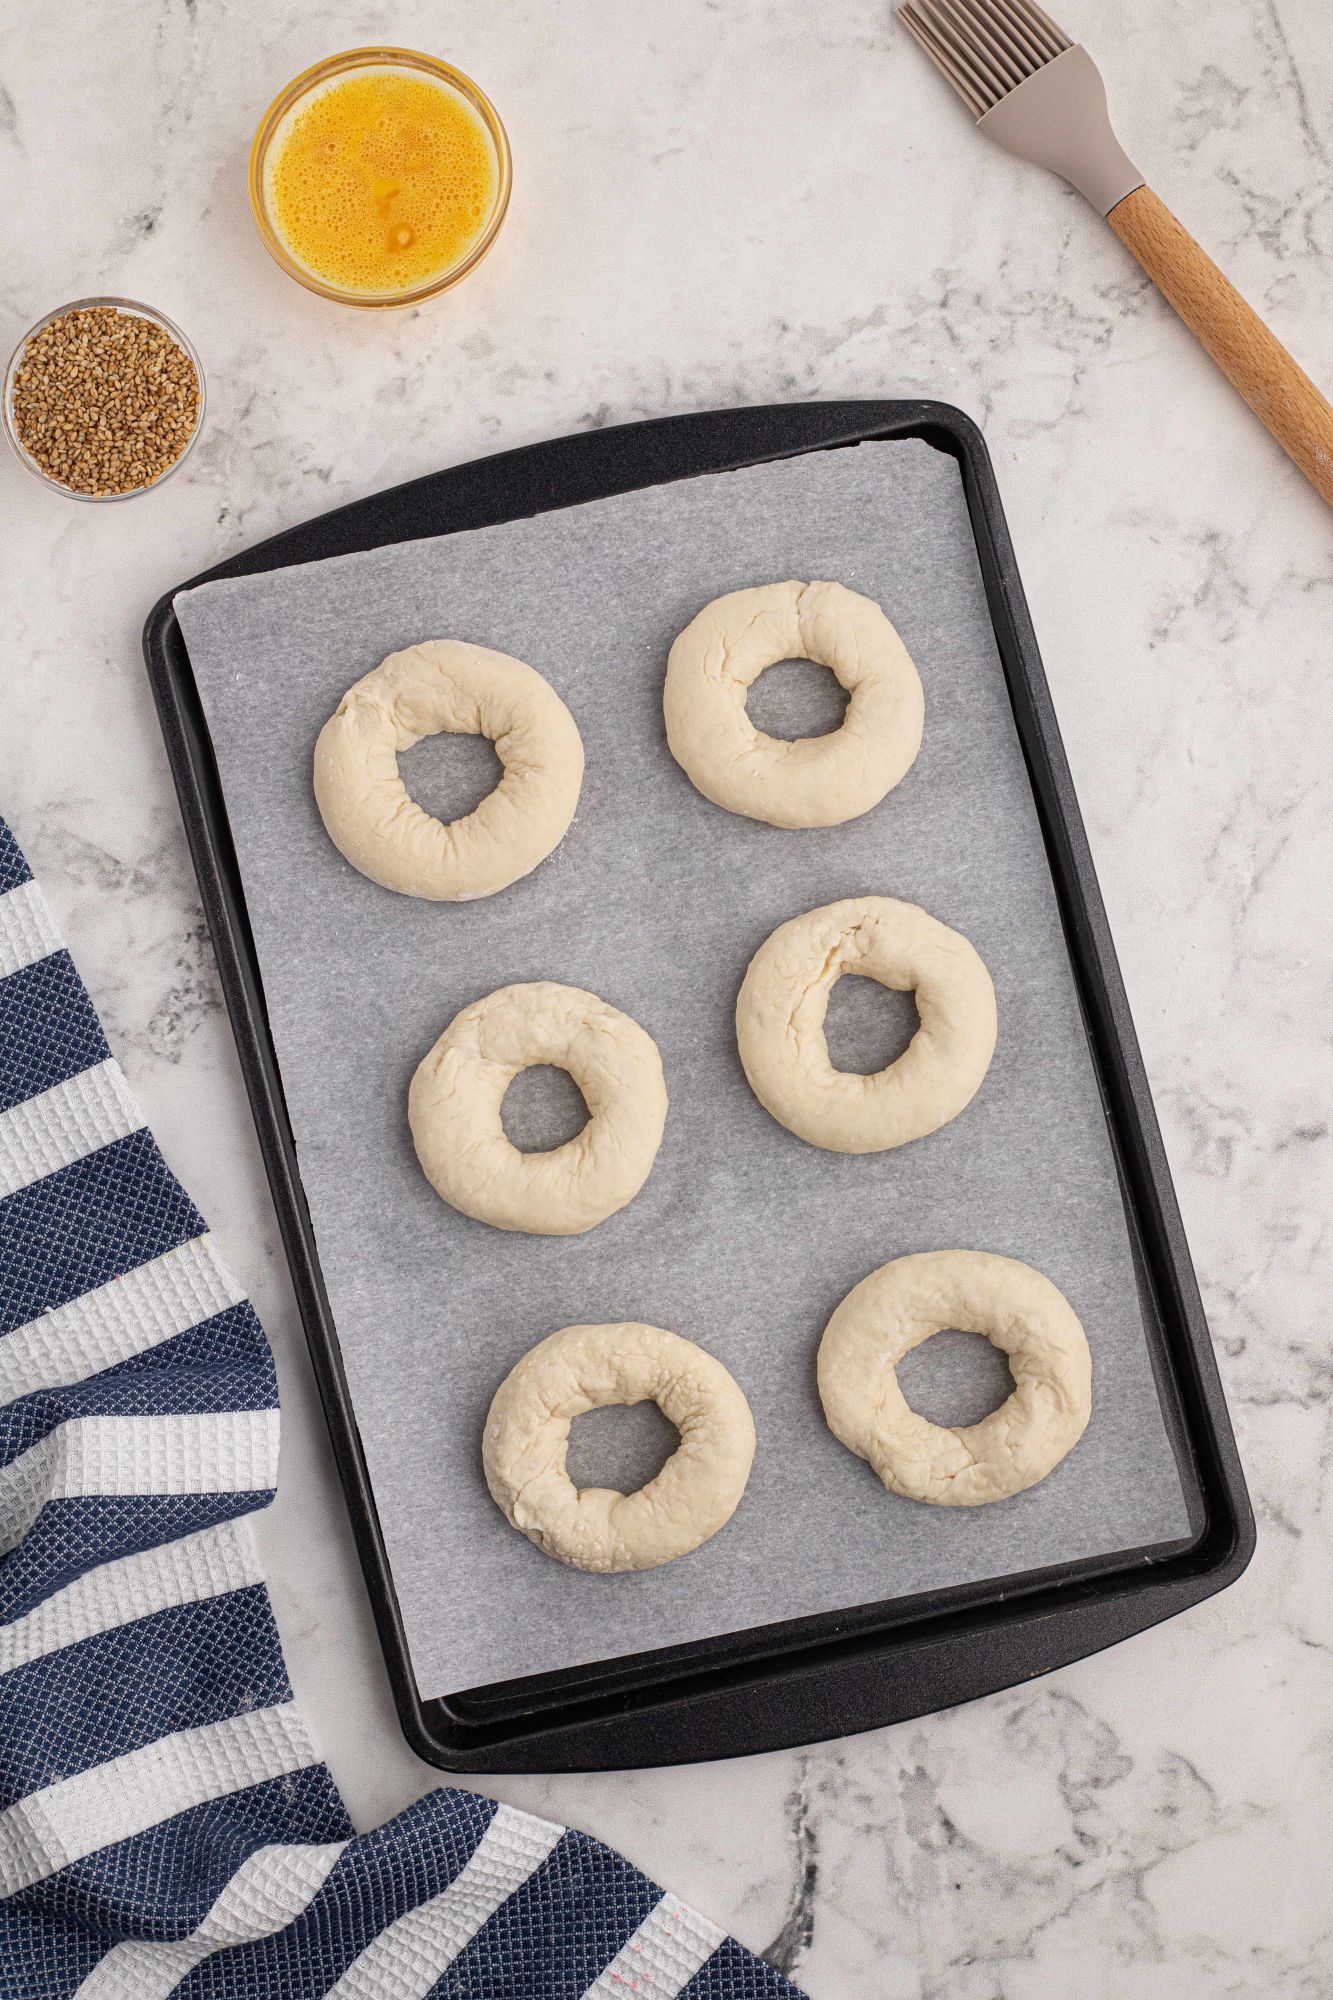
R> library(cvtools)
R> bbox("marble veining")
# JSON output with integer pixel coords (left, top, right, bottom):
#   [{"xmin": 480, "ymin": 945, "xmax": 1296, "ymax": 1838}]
[{"xmin": 1, "ymin": 1, "xmax": 1329, "ymax": 1992}]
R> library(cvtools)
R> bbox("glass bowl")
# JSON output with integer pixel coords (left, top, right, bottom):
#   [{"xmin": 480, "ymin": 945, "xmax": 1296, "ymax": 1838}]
[
  {"xmin": 248, "ymin": 47, "xmax": 512, "ymax": 309},
  {"xmin": 3, "ymin": 297, "xmax": 205, "ymax": 503}
]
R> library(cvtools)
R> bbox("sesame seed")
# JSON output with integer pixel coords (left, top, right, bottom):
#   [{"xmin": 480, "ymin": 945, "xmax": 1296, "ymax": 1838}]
[{"xmin": 10, "ymin": 305, "xmax": 201, "ymax": 497}]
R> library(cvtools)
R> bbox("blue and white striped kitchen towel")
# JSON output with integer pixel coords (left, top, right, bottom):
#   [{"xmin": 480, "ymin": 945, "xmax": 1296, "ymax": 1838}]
[{"xmin": 0, "ymin": 815, "xmax": 803, "ymax": 2000}]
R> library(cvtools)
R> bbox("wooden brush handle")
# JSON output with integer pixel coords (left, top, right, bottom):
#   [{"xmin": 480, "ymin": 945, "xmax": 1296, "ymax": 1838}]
[{"xmin": 1107, "ymin": 184, "xmax": 1333, "ymax": 507}]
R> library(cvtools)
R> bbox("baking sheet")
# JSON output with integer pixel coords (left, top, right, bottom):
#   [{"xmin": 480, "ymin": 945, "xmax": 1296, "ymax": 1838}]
[{"xmin": 175, "ymin": 440, "xmax": 1190, "ymax": 1696}]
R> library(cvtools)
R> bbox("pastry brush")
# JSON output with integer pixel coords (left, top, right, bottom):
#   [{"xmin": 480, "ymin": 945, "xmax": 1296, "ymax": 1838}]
[{"xmin": 897, "ymin": 0, "xmax": 1333, "ymax": 506}]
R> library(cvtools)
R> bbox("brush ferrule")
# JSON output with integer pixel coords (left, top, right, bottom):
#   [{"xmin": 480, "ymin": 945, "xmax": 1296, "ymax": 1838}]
[{"xmin": 977, "ymin": 46, "xmax": 1143, "ymax": 215}]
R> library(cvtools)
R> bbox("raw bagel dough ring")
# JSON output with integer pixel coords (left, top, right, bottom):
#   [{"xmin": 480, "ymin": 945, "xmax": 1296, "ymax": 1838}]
[
  {"xmin": 818, "ymin": 1250, "xmax": 1092, "ymax": 1505},
  {"xmin": 408, "ymin": 982, "xmax": 668, "ymax": 1236},
  {"xmin": 664, "ymin": 580, "xmax": 924, "ymax": 828},
  {"xmin": 314, "ymin": 641, "xmax": 584, "ymax": 900},
  {"xmin": 736, "ymin": 896, "xmax": 997, "ymax": 1153},
  {"xmin": 483, "ymin": 1322, "xmax": 756, "ymax": 1572}
]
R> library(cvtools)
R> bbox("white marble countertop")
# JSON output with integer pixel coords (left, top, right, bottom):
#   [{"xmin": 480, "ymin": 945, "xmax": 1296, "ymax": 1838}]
[{"xmin": 3, "ymin": 2, "xmax": 1330, "ymax": 1991}]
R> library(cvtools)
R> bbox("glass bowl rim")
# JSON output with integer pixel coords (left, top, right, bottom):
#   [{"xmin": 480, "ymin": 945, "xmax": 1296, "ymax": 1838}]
[
  {"xmin": 2, "ymin": 295, "xmax": 206, "ymax": 504},
  {"xmin": 247, "ymin": 46, "xmax": 513, "ymax": 310}
]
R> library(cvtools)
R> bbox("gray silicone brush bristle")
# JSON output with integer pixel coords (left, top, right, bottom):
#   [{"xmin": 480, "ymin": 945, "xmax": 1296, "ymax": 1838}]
[{"xmin": 897, "ymin": 0, "xmax": 1143, "ymax": 215}]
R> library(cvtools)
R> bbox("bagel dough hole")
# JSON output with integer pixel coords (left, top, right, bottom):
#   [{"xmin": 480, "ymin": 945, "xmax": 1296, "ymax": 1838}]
[
  {"xmin": 896, "ymin": 1330, "xmax": 1014, "ymax": 1429},
  {"xmin": 499, "ymin": 1064, "xmax": 590, "ymax": 1153},
  {"xmin": 564, "ymin": 1400, "xmax": 680, "ymax": 1493},
  {"xmin": 744, "ymin": 658, "xmax": 849, "ymax": 741},
  {"xmin": 397, "ymin": 731, "xmax": 504, "ymax": 824},
  {"xmin": 823, "ymin": 973, "xmax": 920, "ymax": 1076}
]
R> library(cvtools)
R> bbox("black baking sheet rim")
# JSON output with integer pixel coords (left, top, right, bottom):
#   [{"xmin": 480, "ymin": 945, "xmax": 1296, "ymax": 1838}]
[{"xmin": 142, "ymin": 400, "xmax": 1254, "ymax": 1773}]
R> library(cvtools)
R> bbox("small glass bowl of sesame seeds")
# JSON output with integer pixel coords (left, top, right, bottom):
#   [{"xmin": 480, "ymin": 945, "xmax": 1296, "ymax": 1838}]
[{"xmin": 3, "ymin": 297, "xmax": 205, "ymax": 502}]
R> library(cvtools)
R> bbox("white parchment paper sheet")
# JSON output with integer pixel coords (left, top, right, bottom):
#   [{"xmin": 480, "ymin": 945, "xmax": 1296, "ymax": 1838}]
[{"xmin": 176, "ymin": 440, "xmax": 1190, "ymax": 1695}]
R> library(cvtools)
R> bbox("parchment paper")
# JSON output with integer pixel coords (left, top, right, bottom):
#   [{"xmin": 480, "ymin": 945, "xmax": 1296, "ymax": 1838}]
[{"xmin": 176, "ymin": 441, "xmax": 1191, "ymax": 1696}]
